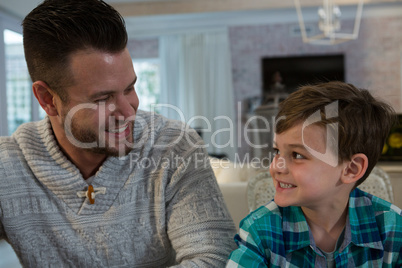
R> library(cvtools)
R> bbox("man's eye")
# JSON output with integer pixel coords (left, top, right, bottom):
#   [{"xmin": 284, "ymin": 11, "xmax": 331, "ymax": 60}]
[
  {"xmin": 125, "ymin": 86, "xmax": 135, "ymax": 94},
  {"xmin": 95, "ymin": 97, "xmax": 110, "ymax": 103}
]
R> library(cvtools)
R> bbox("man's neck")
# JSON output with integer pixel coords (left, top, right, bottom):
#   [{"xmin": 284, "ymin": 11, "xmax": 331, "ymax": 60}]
[
  {"xmin": 50, "ymin": 120, "xmax": 106, "ymax": 180},
  {"xmin": 61, "ymin": 145, "xmax": 106, "ymax": 180}
]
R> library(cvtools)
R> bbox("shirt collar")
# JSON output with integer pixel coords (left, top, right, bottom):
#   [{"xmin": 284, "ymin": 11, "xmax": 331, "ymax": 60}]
[
  {"xmin": 281, "ymin": 206, "xmax": 311, "ymax": 253},
  {"xmin": 281, "ymin": 188, "xmax": 383, "ymax": 254}
]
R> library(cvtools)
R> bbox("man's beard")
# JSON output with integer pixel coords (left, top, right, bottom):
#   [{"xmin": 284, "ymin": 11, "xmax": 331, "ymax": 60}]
[{"xmin": 65, "ymin": 116, "xmax": 134, "ymax": 157}]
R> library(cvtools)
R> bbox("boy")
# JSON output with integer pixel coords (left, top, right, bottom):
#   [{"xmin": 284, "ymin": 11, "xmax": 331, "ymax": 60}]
[{"xmin": 227, "ymin": 81, "xmax": 402, "ymax": 267}]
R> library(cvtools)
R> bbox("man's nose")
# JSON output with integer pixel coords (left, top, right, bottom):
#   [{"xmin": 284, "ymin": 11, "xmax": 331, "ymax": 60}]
[{"xmin": 112, "ymin": 93, "xmax": 138, "ymax": 120}]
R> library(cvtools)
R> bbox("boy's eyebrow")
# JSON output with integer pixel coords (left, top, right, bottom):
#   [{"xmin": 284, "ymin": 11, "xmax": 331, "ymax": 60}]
[
  {"xmin": 288, "ymin": 144, "xmax": 307, "ymax": 150},
  {"xmin": 273, "ymin": 142, "xmax": 308, "ymax": 151},
  {"xmin": 89, "ymin": 77, "xmax": 137, "ymax": 100}
]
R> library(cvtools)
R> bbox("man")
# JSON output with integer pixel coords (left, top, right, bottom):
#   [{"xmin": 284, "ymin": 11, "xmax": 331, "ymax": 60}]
[{"xmin": 0, "ymin": 0, "xmax": 236, "ymax": 266}]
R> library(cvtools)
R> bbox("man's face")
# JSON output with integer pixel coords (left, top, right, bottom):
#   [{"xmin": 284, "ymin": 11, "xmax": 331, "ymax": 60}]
[{"xmin": 58, "ymin": 48, "xmax": 139, "ymax": 157}]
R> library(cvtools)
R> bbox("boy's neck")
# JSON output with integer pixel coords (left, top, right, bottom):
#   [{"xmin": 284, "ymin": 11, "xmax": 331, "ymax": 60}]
[{"xmin": 302, "ymin": 201, "xmax": 349, "ymax": 252}]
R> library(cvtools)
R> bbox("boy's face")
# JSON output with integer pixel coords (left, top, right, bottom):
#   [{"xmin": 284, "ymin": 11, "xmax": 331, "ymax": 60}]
[{"xmin": 270, "ymin": 122, "xmax": 346, "ymax": 209}]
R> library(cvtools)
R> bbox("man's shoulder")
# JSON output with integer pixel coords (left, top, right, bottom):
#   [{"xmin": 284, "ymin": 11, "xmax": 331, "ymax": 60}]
[
  {"xmin": 0, "ymin": 136, "xmax": 20, "ymax": 155},
  {"xmin": 0, "ymin": 120, "xmax": 45, "ymax": 165},
  {"xmin": 134, "ymin": 110, "xmax": 204, "ymax": 153},
  {"xmin": 135, "ymin": 110, "xmax": 170, "ymax": 126},
  {"xmin": 136, "ymin": 110, "xmax": 191, "ymax": 133},
  {"xmin": 0, "ymin": 136, "xmax": 25, "ymax": 186}
]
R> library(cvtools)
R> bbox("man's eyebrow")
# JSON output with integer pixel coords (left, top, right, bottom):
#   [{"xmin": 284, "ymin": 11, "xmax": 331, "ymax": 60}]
[
  {"xmin": 88, "ymin": 90, "xmax": 114, "ymax": 100},
  {"xmin": 129, "ymin": 76, "xmax": 137, "ymax": 88},
  {"xmin": 123, "ymin": 76, "xmax": 137, "ymax": 92},
  {"xmin": 89, "ymin": 77, "xmax": 137, "ymax": 100}
]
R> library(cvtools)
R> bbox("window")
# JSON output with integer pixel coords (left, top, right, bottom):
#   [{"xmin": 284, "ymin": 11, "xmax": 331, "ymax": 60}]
[
  {"xmin": 1, "ymin": 9, "xmax": 45, "ymax": 136},
  {"xmin": 1, "ymin": 14, "xmax": 161, "ymax": 136},
  {"xmin": 133, "ymin": 59, "xmax": 160, "ymax": 113},
  {"xmin": 4, "ymin": 29, "xmax": 32, "ymax": 135}
]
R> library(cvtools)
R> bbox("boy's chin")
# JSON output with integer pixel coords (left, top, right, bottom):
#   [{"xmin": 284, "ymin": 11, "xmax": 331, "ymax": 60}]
[{"xmin": 274, "ymin": 196, "xmax": 297, "ymax": 208}]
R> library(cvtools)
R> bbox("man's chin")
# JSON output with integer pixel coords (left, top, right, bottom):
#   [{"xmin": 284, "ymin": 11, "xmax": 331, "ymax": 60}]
[
  {"xmin": 86, "ymin": 145, "xmax": 133, "ymax": 157},
  {"xmin": 92, "ymin": 133, "xmax": 134, "ymax": 157}
]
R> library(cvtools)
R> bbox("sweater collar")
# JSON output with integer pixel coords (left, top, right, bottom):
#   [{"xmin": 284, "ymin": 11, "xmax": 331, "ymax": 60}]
[{"xmin": 13, "ymin": 117, "xmax": 136, "ymax": 215}]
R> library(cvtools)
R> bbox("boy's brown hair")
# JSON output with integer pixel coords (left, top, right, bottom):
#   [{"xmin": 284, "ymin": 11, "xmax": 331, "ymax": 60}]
[{"xmin": 275, "ymin": 81, "xmax": 395, "ymax": 186}]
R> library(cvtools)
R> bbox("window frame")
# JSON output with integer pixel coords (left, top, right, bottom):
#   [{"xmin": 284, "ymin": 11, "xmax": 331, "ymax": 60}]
[
  {"xmin": 0, "ymin": 10, "xmax": 38, "ymax": 136},
  {"xmin": 132, "ymin": 57, "xmax": 161, "ymax": 113}
]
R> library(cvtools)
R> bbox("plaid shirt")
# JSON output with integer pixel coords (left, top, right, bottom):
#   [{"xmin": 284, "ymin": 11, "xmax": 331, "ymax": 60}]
[{"xmin": 227, "ymin": 188, "xmax": 402, "ymax": 267}]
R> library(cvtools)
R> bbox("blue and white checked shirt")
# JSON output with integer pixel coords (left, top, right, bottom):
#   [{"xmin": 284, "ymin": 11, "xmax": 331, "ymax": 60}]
[{"xmin": 227, "ymin": 188, "xmax": 402, "ymax": 267}]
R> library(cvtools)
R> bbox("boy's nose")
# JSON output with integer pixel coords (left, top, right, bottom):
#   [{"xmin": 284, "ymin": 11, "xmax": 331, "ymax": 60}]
[{"xmin": 270, "ymin": 156, "xmax": 288, "ymax": 175}]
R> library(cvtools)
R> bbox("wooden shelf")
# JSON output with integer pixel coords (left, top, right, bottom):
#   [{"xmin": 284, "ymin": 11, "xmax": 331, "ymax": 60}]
[{"xmin": 377, "ymin": 162, "xmax": 402, "ymax": 173}]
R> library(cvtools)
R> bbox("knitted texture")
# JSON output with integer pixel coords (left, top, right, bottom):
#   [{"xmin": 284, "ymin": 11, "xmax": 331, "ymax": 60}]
[{"xmin": 0, "ymin": 110, "xmax": 236, "ymax": 267}]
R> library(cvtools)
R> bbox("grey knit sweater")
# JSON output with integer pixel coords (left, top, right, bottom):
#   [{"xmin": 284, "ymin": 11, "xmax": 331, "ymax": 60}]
[{"xmin": 0, "ymin": 110, "xmax": 236, "ymax": 267}]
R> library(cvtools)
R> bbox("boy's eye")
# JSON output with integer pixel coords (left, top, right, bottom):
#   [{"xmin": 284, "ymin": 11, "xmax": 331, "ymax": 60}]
[
  {"xmin": 272, "ymin": 148, "xmax": 280, "ymax": 156},
  {"xmin": 292, "ymin": 152, "xmax": 305, "ymax": 159}
]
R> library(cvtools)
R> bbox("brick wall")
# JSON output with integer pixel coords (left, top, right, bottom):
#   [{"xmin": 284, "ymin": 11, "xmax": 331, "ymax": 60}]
[
  {"xmin": 229, "ymin": 15, "xmax": 402, "ymax": 111},
  {"xmin": 128, "ymin": 15, "xmax": 402, "ymax": 158},
  {"xmin": 229, "ymin": 15, "xmax": 402, "ymax": 157},
  {"xmin": 127, "ymin": 37, "xmax": 159, "ymax": 59},
  {"xmin": 128, "ymin": 16, "xmax": 402, "ymax": 112}
]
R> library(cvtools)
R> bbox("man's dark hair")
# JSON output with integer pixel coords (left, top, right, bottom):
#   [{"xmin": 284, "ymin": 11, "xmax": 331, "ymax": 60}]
[{"xmin": 22, "ymin": 0, "xmax": 128, "ymax": 102}]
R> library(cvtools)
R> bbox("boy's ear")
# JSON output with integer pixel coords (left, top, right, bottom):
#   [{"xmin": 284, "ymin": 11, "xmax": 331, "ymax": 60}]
[
  {"xmin": 32, "ymin": 81, "xmax": 59, "ymax": 117},
  {"xmin": 341, "ymin": 153, "xmax": 369, "ymax": 185}
]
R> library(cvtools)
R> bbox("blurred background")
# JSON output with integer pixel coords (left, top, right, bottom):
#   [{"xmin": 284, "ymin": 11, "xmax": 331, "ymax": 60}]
[{"xmin": 0, "ymin": 1, "xmax": 401, "ymax": 266}]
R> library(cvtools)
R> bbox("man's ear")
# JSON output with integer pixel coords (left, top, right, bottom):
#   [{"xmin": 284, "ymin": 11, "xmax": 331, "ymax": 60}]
[
  {"xmin": 341, "ymin": 153, "xmax": 369, "ymax": 185},
  {"xmin": 32, "ymin": 81, "xmax": 59, "ymax": 116}
]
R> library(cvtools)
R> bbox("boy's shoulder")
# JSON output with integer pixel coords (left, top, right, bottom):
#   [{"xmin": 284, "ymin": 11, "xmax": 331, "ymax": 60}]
[
  {"xmin": 239, "ymin": 201, "xmax": 310, "ymax": 251},
  {"xmin": 237, "ymin": 201, "xmax": 285, "ymax": 246},
  {"xmin": 352, "ymin": 188, "xmax": 402, "ymax": 232},
  {"xmin": 372, "ymin": 196, "xmax": 402, "ymax": 217},
  {"xmin": 241, "ymin": 200, "xmax": 305, "ymax": 229},
  {"xmin": 353, "ymin": 188, "xmax": 402, "ymax": 215},
  {"xmin": 245, "ymin": 200, "xmax": 282, "ymax": 221}
]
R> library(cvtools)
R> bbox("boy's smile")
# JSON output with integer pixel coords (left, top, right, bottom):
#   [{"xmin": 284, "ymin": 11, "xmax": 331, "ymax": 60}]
[{"xmin": 270, "ymin": 122, "xmax": 347, "ymax": 209}]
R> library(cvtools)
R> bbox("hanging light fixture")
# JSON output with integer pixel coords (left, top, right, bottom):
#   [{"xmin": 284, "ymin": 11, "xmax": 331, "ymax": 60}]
[{"xmin": 294, "ymin": 0, "xmax": 364, "ymax": 45}]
